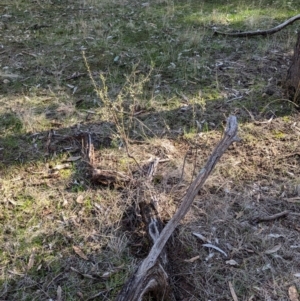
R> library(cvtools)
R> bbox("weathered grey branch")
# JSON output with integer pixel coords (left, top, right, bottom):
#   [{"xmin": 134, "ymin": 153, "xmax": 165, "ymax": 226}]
[
  {"xmin": 214, "ymin": 14, "xmax": 300, "ymax": 37},
  {"xmin": 253, "ymin": 210, "xmax": 289, "ymax": 224},
  {"xmin": 115, "ymin": 115, "xmax": 239, "ymax": 301}
]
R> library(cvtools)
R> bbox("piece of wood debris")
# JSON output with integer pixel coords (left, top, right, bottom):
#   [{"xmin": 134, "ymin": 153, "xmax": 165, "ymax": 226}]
[
  {"xmin": 228, "ymin": 281, "xmax": 239, "ymax": 301},
  {"xmin": 184, "ymin": 255, "xmax": 200, "ymax": 263},
  {"xmin": 252, "ymin": 210, "xmax": 289, "ymax": 223}
]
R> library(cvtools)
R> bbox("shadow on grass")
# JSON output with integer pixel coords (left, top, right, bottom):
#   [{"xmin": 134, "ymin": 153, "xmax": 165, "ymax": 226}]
[{"xmin": 0, "ymin": 93, "xmax": 296, "ymax": 168}]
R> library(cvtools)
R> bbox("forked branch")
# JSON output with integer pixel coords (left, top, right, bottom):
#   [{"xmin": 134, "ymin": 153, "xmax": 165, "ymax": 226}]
[{"xmin": 115, "ymin": 115, "xmax": 239, "ymax": 301}]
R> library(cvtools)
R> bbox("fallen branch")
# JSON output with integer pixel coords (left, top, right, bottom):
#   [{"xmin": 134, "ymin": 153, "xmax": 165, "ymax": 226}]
[
  {"xmin": 252, "ymin": 210, "xmax": 289, "ymax": 224},
  {"xmin": 214, "ymin": 14, "xmax": 300, "ymax": 37},
  {"xmin": 228, "ymin": 281, "xmax": 239, "ymax": 301},
  {"xmin": 115, "ymin": 115, "xmax": 239, "ymax": 301}
]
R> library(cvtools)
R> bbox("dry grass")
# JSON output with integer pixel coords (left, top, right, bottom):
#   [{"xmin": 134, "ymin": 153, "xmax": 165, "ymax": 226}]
[{"xmin": 1, "ymin": 0, "xmax": 300, "ymax": 300}]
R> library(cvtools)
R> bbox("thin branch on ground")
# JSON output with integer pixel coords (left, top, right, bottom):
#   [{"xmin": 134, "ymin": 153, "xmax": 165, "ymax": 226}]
[
  {"xmin": 214, "ymin": 14, "xmax": 300, "ymax": 37},
  {"xmin": 253, "ymin": 210, "xmax": 289, "ymax": 223}
]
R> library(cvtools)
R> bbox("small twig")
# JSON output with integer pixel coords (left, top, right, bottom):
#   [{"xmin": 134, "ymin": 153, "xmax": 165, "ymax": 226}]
[
  {"xmin": 254, "ymin": 116, "xmax": 274, "ymax": 125},
  {"xmin": 132, "ymin": 116, "xmax": 158, "ymax": 138},
  {"xmin": 179, "ymin": 151, "xmax": 189, "ymax": 184},
  {"xmin": 66, "ymin": 72, "xmax": 86, "ymax": 80},
  {"xmin": 86, "ymin": 132, "xmax": 94, "ymax": 165},
  {"xmin": 86, "ymin": 289, "xmax": 111, "ymax": 301},
  {"xmin": 168, "ymin": 149, "xmax": 189, "ymax": 196},
  {"xmin": 225, "ymin": 96, "xmax": 243, "ymax": 103},
  {"xmin": 241, "ymin": 105, "xmax": 256, "ymax": 121},
  {"xmin": 228, "ymin": 281, "xmax": 239, "ymax": 301},
  {"xmin": 191, "ymin": 146, "xmax": 199, "ymax": 184},
  {"xmin": 278, "ymin": 152, "xmax": 300, "ymax": 160},
  {"xmin": 253, "ymin": 210, "xmax": 289, "ymax": 223},
  {"xmin": 45, "ymin": 129, "xmax": 54, "ymax": 155},
  {"xmin": 123, "ymin": 141, "xmax": 142, "ymax": 171},
  {"xmin": 46, "ymin": 272, "xmax": 65, "ymax": 289},
  {"xmin": 290, "ymin": 212, "xmax": 300, "ymax": 217},
  {"xmin": 145, "ymin": 158, "xmax": 160, "ymax": 182}
]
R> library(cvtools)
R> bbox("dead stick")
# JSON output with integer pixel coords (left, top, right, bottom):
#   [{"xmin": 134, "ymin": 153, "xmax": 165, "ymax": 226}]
[
  {"xmin": 254, "ymin": 210, "xmax": 289, "ymax": 223},
  {"xmin": 140, "ymin": 115, "xmax": 239, "ymax": 271},
  {"xmin": 214, "ymin": 14, "xmax": 300, "ymax": 37},
  {"xmin": 290, "ymin": 212, "xmax": 300, "ymax": 217},
  {"xmin": 115, "ymin": 115, "xmax": 239, "ymax": 301}
]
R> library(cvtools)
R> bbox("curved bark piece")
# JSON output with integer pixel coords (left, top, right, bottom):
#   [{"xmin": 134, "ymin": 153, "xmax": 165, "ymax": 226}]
[
  {"xmin": 214, "ymin": 14, "xmax": 300, "ymax": 37},
  {"xmin": 115, "ymin": 116, "xmax": 239, "ymax": 301}
]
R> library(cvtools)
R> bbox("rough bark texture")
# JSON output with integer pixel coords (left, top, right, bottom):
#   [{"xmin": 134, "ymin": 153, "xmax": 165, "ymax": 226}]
[
  {"xmin": 115, "ymin": 116, "xmax": 239, "ymax": 301},
  {"xmin": 285, "ymin": 32, "xmax": 300, "ymax": 105}
]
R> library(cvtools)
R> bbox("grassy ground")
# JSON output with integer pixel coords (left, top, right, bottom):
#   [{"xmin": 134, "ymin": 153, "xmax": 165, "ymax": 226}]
[{"xmin": 1, "ymin": 0, "xmax": 300, "ymax": 300}]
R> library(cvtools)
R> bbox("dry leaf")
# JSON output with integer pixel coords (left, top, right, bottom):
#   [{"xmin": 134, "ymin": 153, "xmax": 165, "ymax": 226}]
[
  {"xmin": 192, "ymin": 232, "xmax": 211, "ymax": 243},
  {"xmin": 76, "ymin": 195, "xmax": 84, "ymax": 204},
  {"xmin": 228, "ymin": 281, "xmax": 239, "ymax": 301},
  {"xmin": 8, "ymin": 199, "xmax": 17, "ymax": 206},
  {"xmin": 27, "ymin": 253, "xmax": 35, "ymax": 270},
  {"xmin": 101, "ymin": 270, "xmax": 114, "ymax": 278},
  {"xmin": 226, "ymin": 259, "xmax": 239, "ymax": 266},
  {"xmin": 235, "ymin": 211, "xmax": 244, "ymax": 219},
  {"xmin": 51, "ymin": 163, "xmax": 71, "ymax": 170},
  {"xmin": 184, "ymin": 255, "xmax": 200, "ymax": 263},
  {"xmin": 57, "ymin": 286, "xmax": 62, "ymax": 301},
  {"xmin": 71, "ymin": 266, "xmax": 80, "ymax": 273},
  {"xmin": 203, "ymin": 243, "xmax": 227, "ymax": 257},
  {"xmin": 66, "ymin": 156, "xmax": 81, "ymax": 162},
  {"xmin": 288, "ymin": 285, "xmax": 299, "ymax": 301},
  {"xmin": 73, "ymin": 246, "xmax": 88, "ymax": 260},
  {"xmin": 264, "ymin": 244, "xmax": 281, "ymax": 254}
]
